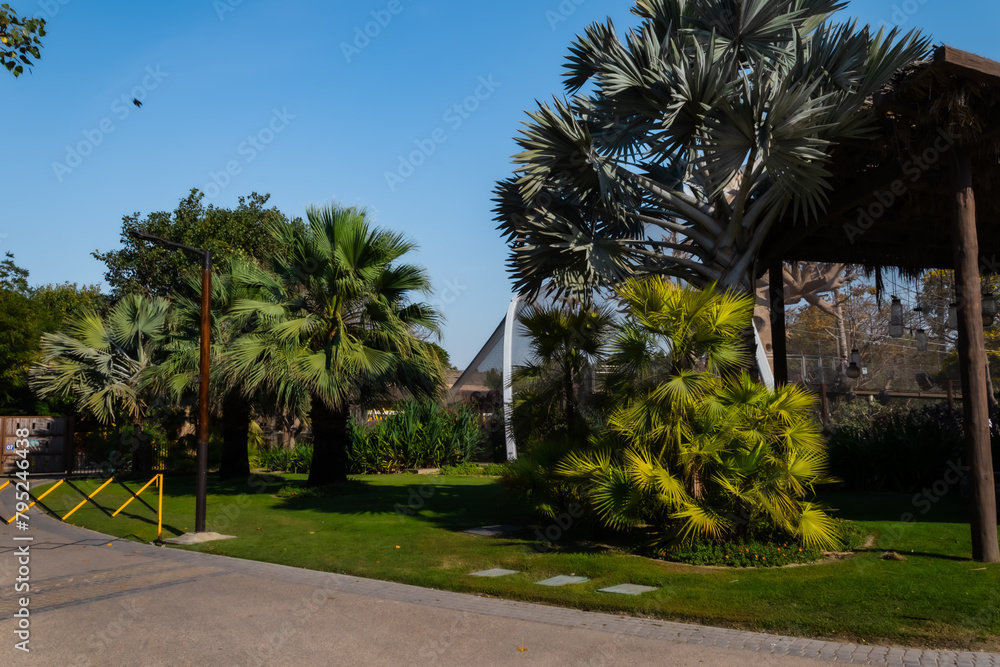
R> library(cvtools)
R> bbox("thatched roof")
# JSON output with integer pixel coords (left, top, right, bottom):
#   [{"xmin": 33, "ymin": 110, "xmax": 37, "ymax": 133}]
[{"xmin": 761, "ymin": 45, "xmax": 1000, "ymax": 276}]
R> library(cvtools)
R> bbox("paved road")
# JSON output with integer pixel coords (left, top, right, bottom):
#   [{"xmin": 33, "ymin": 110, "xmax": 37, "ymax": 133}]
[{"xmin": 0, "ymin": 493, "xmax": 998, "ymax": 666}]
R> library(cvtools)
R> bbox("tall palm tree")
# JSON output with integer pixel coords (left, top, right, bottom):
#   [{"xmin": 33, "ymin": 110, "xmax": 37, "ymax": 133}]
[
  {"xmin": 229, "ymin": 204, "xmax": 445, "ymax": 486},
  {"xmin": 558, "ymin": 278, "xmax": 837, "ymax": 549},
  {"xmin": 494, "ymin": 0, "xmax": 929, "ymax": 297},
  {"xmin": 29, "ymin": 294, "xmax": 169, "ymax": 472}
]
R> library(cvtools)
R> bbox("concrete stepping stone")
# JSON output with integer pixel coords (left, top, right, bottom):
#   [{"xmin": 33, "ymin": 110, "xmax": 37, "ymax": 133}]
[
  {"xmin": 597, "ymin": 583, "xmax": 658, "ymax": 595},
  {"xmin": 469, "ymin": 568, "xmax": 519, "ymax": 577},
  {"xmin": 535, "ymin": 575, "xmax": 589, "ymax": 586},
  {"xmin": 462, "ymin": 525, "xmax": 524, "ymax": 537}
]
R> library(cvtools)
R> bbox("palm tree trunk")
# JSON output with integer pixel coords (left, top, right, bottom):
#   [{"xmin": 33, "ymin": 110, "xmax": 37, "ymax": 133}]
[
  {"xmin": 307, "ymin": 398, "xmax": 350, "ymax": 486},
  {"xmin": 219, "ymin": 391, "xmax": 251, "ymax": 480},
  {"xmin": 564, "ymin": 367, "xmax": 576, "ymax": 441},
  {"xmin": 131, "ymin": 420, "xmax": 152, "ymax": 474}
]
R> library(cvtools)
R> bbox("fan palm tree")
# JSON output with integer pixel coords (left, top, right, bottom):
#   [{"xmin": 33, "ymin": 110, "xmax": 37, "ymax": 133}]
[
  {"xmin": 558, "ymin": 278, "xmax": 838, "ymax": 549},
  {"xmin": 512, "ymin": 304, "xmax": 613, "ymax": 442},
  {"xmin": 229, "ymin": 204, "xmax": 445, "ymax": 486},
  {"xmin": 149, "ymin": 269, "xmax": 306, "ymax": 480},
  {"xmin": 29, "ymin": 294, "xmax": 169, "ymax": 472},
  {"xmin": 494, "ymin": 0, "xmax": 929, "ymax": 297}
]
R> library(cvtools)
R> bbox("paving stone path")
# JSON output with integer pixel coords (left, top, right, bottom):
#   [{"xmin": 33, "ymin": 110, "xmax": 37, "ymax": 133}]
[{"xmin": 1, "ymin": 507, "xmax": 998, "ymax": 664}]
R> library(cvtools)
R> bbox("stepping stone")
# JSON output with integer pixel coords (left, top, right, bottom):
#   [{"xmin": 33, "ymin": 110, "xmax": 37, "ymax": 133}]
[
  {"xmin": 469, "ymin": 568, "xmax": 519, "ymax": 577},
  {"xmin": 463, "ymin": 525, "xmax": 524, "ymax": 537},
  {"xmin": 535, "ymin": 575, "xmax": 589, "ymax": 586},
  {"xmin": 597, "ymin": 583, "xmax": 659, "ymax": 596}
]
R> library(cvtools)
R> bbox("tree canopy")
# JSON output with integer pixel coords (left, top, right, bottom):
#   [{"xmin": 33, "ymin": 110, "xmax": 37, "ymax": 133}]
[
  {"xmin": 0, "ymin": 4, "xmax": 45, "ymax": 77},
  {"xmin": 495, "ymin": 0, "xmax": 929, "ymax": 298},
  {"xmin": 93, "ymin": 189, "xmax": 300, "ymax": 299}
]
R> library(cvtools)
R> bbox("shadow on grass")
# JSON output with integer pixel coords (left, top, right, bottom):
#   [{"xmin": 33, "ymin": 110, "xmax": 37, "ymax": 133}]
[
  {"xmin": 854, "ymin": 548, "xmax": 972, "ymax": 562},
  {"xmin": 818, "ymin": 488, "xmax": 972, "ymax": 523},
  {"xmin": 267, "ymin": 477, "xmax": 621, "ymax": 555}
]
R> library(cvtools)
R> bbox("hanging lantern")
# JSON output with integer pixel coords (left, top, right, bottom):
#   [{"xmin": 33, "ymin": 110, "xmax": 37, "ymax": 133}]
[
  {"xmin": 982, "ymin": 292, "xmax": 997, "ymax": 327},
  {"xmin": 889, "ymin": 296, "xmax": 904, "ymax": 338},
  {"xmin": 846, "ymin": 348, "xmax": 862, "ymax": 379},
  {"xmin": 948, "ymin": 303, "xmax": 958, "ymax": 329},
  {"xmin": 915, "ymin": 329, "xmax": 927, "ymax": 352}
]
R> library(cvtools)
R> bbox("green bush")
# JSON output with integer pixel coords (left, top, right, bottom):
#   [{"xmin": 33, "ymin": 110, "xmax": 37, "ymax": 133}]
[
  {"xmin": 652, "ymin": 519, "xmax": 867, "ymax": 567},
  {"xmin": 826, "ymin": 400, "xmax": 967, "ymax": 492},
  {"xmin": 255, "ymin": 443, "xmax": 313, "ymax": 474},
  {"xmin": 347, "ymin": 400, "xmax": 482, "ymax": 474},
  {"xmin": 439, "ymin": 461, "xmax": 510, "ymax": 476}
]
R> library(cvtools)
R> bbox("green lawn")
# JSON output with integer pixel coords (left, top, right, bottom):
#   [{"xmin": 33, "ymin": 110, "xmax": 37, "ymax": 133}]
[{"xmin": 30, "ymin": 473, "xmax": 1000, "ymax": 652}]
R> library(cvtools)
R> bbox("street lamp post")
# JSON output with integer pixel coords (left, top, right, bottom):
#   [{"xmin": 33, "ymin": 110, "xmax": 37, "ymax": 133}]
[{"xmin": 131, "ymin": 231, "xmax": 211, "ymax": 533}]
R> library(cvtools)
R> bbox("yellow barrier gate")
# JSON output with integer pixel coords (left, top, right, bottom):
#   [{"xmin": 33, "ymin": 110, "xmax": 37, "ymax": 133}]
[{"xmin": 0, "ymin": 474, "xmax": 164, "ymax": 541}]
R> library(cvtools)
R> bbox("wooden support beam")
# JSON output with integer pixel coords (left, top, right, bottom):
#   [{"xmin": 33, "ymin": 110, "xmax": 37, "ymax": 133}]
[
  {"xmin": 950, "ymin": 145, "xmax": 999, "ymax": 563},
  {"xmin": 936, "ymin": 45, "xmax": 1000, "ymax": 86},
  {"xmin": 768, "ymin": 259, "xmax": 788, "ymax": 386}
]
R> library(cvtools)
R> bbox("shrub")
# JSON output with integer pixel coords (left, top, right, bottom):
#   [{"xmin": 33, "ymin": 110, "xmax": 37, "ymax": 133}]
[
  {"xmin": 255, "ymin": 443, "xmax": 313, "ymax": 473},
  {"xmin": 439, "ymin": 461, "xmax": 510, "ymax": 476},
  {"xmin": 652, "ymin": 518, "xmax": 867, "ymax": 567},
  {"xmin": 347, "ymin": 400, "xmax": 482, "ymax": 473},
  {"xmin": 826, "ymin": 400, "xmax": 965, "ymax": 492}
]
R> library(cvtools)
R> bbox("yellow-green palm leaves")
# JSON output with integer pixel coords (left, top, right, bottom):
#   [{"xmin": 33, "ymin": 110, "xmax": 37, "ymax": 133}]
[{"xmin": 561, "ymin": 278, "xmax": 839, "ymax": 549}]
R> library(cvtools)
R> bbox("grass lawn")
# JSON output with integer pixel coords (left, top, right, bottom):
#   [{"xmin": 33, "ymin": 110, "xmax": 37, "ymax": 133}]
[{"xmin": 31, "ymin": 472, "xmax": 1000, "ymax": 652}]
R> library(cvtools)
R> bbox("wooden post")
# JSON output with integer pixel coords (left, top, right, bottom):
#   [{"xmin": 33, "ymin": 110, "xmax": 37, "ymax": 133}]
[
  {"xmin": 950, "ymin": 146, "xmax": 999, "ymax": 563},
  {"xmin": 769, "ymin": 259, "xmax": 788, "ymax": 385},
  {"xmin": 819, "ymin": 383, "xmax": 830, "ymax": 428},
  {"xmin": 947, "ymin": 380, "xmax": 955, "ymax": 412}
]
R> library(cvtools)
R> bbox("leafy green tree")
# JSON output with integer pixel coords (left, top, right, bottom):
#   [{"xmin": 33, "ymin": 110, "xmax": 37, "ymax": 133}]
[
  {"xmin": 229, "ymin": 204, "xmax": 445, "ymax": 486},
  {"xmin": 29, "ymin": 294, "xmax": 169, "ymax": 472},
  {"xmin": 0, "ymin": 254, "xmax": 103, "ymax": 411},
  {"xmin": 0, "ymin": 5, "xmax": 45, "ymax": 77},
  {"xmin": 93, "ymin": 189, "xmax": 298, "ymax": 299},
  {"xmin": 494, "ymin": 0, "xmax": 928, "ymax": 296},
  {"xmin": 558, "ymin": 278, "xmax": 838, "ymax": 549}
]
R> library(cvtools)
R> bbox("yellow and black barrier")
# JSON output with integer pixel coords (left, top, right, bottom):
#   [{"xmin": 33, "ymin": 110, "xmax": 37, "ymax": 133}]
[{"xmin": 1, "ymin": 474, "xmax": 164, "ymax": 541}]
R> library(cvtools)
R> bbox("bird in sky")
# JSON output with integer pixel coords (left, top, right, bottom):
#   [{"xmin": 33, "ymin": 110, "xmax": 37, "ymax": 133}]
[{"xmin": 133, "ymin": 98, "xmax": 142, "ymax": 108}]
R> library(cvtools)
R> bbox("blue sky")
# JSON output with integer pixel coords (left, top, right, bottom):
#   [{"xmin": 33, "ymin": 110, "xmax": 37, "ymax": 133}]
[{"xmin": 4, "ymin": 0, "xmax": 998, "ymax": 368}]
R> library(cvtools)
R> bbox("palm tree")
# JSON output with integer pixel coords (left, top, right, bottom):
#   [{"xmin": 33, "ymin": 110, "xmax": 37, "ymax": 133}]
[
  {"xmin": 29, "ymin": 294, "xmax": 169, "ymax": 472},
  {"xmin": 229, "ymin": 204, "xmax": 445, "ymax": 486},
  {"xmin": 494, "ymin": 0, "xmax": 929, "ymax": 297},
  {"xmin": 558, "ymin": 278, "xmax": 838, "ymax": 549},
  {"xmin": 149, "ymin": 270, "xmax": 305, "ymax": 480},
  {"xmin": 512, "ymin": 304, "xmax": 613, "ymax": 442}
]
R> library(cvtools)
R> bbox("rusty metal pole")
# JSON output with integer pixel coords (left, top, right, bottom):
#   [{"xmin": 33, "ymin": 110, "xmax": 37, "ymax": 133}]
[
  {"xmin": 130, "ymin": 230, "xmax": 212, "ymax": 535},
  {"xmin": 950, "ymin": 146, "xmax": 999, "ymax": 563},
  {"xmin": 195, "ymin": 251, "xmax": 212, "ymax": 533}
]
